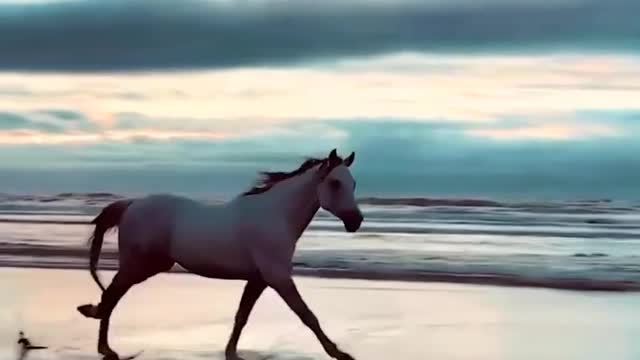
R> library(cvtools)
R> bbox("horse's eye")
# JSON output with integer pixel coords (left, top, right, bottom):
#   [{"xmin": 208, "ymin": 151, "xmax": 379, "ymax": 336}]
[{"xmin": 329, "ymin": 179, "xmax": 341, "ymax": 190}]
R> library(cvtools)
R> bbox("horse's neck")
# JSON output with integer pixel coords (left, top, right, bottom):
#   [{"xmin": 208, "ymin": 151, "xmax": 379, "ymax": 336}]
[{"xmin": 263, "ymin": 168, "xmax": 320, "ymax": 240}]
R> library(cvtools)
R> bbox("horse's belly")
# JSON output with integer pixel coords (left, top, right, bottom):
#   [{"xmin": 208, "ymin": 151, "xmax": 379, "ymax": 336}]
[
  {"xmin": 170, "ymin": 205, "xmax": 259, "ymax": 280},
  {"xmin": 179, "ymin": 260, "xmax": 258, "ymax": 280},
  {"xmin": 171, "ymin": 237, "xmax": 256, "ymax": 280}
]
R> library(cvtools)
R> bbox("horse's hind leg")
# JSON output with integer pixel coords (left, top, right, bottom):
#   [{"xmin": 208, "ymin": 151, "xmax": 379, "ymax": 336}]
[
  {"xmin": 78, "ymin": 255, "xmax": 174, "ymax": 359},
  {"xmin": 95, "ymin": 271, "xmax": 137, "ymax": 359}
]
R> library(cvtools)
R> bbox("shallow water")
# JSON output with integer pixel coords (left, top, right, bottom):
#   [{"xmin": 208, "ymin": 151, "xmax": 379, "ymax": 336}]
[{"xmin": 1, "ymin": 193, "xmax": 640, "ymax": 290}]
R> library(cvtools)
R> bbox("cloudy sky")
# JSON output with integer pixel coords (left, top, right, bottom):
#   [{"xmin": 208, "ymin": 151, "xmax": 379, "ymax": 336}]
[{"xmin": 0, "ymin": 0, "xmax": 638, "ymax": 199}]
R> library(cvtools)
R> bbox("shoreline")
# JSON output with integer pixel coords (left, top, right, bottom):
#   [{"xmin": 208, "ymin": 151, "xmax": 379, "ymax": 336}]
[
  {"xmin": 2, "ymin": 241, "xmax": 638, "ymax": 293},
  {"xmin": 2, "ymin": 194, "xmax": 640, "ymax": 297},
  {"xmin": 1, "ymin": 261, "xmax": 636, "ymax": 293}
]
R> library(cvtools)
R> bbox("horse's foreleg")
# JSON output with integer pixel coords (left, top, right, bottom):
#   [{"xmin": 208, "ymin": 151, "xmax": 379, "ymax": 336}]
[
  {"xmin": 225, "ymin": 279, "xmax": 267, "ymax": 360},
  {"xmin": 272, "ymin": 278, "xmax": 354, "ymax": 360}
]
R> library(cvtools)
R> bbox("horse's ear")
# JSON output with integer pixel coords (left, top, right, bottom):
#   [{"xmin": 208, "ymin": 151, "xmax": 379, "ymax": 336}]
[
  {"xmin": 329, "ymin": 149, "xmax": 338, "ymax": 160},
  {"xmin": 344, "ymin": 152, "xmax": 355, "ymax": 167}
]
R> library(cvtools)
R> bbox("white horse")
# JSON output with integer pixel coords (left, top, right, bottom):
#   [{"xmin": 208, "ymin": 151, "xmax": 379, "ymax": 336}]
[{"xmin": 77, "ymin": 149, "xmax": 363, "ymax": 360}]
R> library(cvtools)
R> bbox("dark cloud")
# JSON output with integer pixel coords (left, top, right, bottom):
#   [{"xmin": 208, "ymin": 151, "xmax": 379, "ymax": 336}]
[
  {"xmin": 0, "ymin": 112, "xmax": 64, "ymax": 133},
  {"xmin": 334, "ymin": 118, "xmax": 640, "ymax": 199},
  {"xmin": 0, "ymin": 110, "xmax": 95, "ymax": 133},
  {"xmin": 0, "ymin": 165, "xmax": 256, "ymax": 197},
  {"xmin": 0, "ymin": 112, "xmax": 30, "ymax": 130},
  {"xmin": 114, "ymin": 113, "xmax": 154, "ymax": 130},
  {"xmin": 1, "ymin": 115, "xmax": 638, "ymax": 199},
  {"xmin": 37, "ymin": 109, "xmax": 87, "ymax": 122},
  {"xmin": 0, "ymin": 0, "xmax": 638, "ymax": 72}
]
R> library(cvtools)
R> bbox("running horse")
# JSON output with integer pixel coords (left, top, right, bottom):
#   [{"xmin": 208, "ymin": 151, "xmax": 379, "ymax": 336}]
[{"xmin": 77, "ymin": 149, "xmax": 363, "ymax": 360}]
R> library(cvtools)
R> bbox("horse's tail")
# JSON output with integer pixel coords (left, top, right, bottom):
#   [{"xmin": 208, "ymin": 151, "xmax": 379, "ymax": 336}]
[{"xmin": 87, "ymin": 199, "xmax": 133, "ymax": 292}]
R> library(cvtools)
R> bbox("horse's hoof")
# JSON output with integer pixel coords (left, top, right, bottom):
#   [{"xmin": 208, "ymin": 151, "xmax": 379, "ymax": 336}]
[
  {"xmin": 77, "ymin": 304, "xmax": 100, "ymax": 319},
  {"xmin": 225, "ymin": 355, "xmax": 246, "ymax": 360},
  {"xmin": 98, "ymin": 344, "xmax": 119, "ymax": 360},
  {"xmin": 335, "ymin": 351, "xmax": 355, "ymax": 360},
  {"xmin": 225, "ymin": 351, "xmax": 245, "ymax": 360}
]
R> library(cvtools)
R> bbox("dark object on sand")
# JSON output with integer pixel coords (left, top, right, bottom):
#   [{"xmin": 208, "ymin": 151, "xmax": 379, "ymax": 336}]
[{"xmin": 17, "ymin": 331, "xmax": 47, "ymax": 360}]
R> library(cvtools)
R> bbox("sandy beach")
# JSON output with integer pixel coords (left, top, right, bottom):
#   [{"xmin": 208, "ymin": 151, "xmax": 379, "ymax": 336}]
[{"xmin": 2, "ymin": 267, "xmax": 640, "ymax": 360}]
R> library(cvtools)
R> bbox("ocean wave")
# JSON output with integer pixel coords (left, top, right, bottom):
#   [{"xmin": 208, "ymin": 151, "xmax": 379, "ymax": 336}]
[
  {"xmin": 2, "ymin": 217, "xmax": 638, "ymax": 239},
  {"xmin": 3, "ymin": 205, "xmax": 640, "ymax": 237},
  {"xmin": 0, "ymin": 192, "xmax": 124, "ymax": 205},
  {"xmin": 2, "ymin": 192, "xmax": 636, "ymax": 209},
  {"xmin": 1, "ymin": 255, "xmax": 635, "ymax": 292},
  {"xmin": 358, "ymin": 197, "xmax": 503, "ymax": 207},
  {"xmin": 572, "ymin": 253, "xmax": 609, "ymax": 258},
  {"xmin": 2, "ymin": 192, "xmax": 640, "ymax": 293},
  {"xmin": 1, "ymin": 244, "xmax": 638, "ymax": 292},
  {"xmin": 292, "ymin": 268, "xmax": 638, "ymax": 292},
  {"xmin": 309, "ymin": 224, "xmax": 640, "ymax": 239},
  {"xmin": 0, "ymin": 218, "xmax": 91, "ymax": 225}
]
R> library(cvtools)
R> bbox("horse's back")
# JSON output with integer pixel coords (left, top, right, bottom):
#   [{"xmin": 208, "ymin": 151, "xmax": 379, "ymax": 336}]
[
  {"xmin": 148, "ymin": 194, "xmax": 258, "ymax": 278},
  {"xmin": 117, "ymin": 194, "xmax": 197, "ymax": 257}
]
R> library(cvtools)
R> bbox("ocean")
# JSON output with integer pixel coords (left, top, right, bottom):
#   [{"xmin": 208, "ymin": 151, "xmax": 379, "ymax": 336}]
[{"xmin": 1, "ymin": 192, "xmax": 639, "ymax": 291}]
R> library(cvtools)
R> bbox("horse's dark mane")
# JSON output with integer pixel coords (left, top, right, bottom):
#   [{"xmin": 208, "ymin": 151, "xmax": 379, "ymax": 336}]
[{"xmin": 242, "ymin": 155, "xmax": 341, "ymax": 196}]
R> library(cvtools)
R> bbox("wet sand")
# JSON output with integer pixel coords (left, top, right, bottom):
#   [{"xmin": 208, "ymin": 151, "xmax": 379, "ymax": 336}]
[{"xmin": 1, "ymin": 267, "xmax": 640, "ymax": 360}]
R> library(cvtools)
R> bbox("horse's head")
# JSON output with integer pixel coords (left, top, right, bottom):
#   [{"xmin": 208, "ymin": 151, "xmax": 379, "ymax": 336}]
[{"xmin": 317, "ymin": 149, "xmax": 363, "ymax": 233}]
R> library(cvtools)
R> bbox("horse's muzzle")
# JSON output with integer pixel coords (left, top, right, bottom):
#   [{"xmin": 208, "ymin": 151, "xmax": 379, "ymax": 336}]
[{"xmin": 342, "ymin": 210, "xmax": 363, "ymax": 233}]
